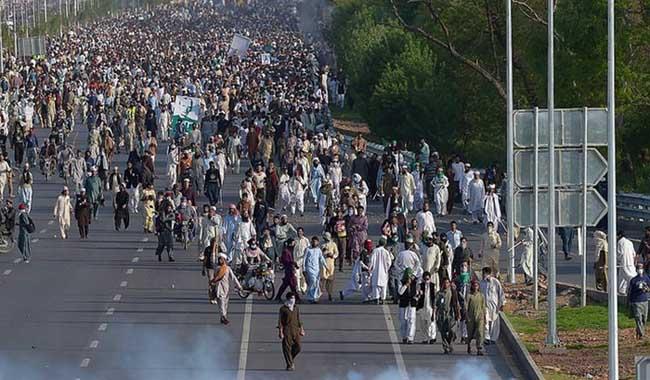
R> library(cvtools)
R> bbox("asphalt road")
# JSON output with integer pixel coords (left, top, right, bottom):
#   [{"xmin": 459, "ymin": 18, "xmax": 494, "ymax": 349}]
[{"xmin": 0, "ymin": 122, "xmax": 528, "ymax": 380}]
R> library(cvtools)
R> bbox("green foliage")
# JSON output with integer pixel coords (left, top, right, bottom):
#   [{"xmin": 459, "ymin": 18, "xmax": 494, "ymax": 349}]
[
  {"xmin": 505, "ymin": 312, "xmax": 544, "ymax": 335},
  {"xmin": 329, "ymin": 0, "xmax": 650, "ymax": 190}
]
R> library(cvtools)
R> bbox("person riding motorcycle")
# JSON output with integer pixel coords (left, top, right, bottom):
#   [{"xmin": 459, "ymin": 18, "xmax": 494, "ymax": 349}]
[
  {"xmin": 240, "ymin": 238, "xmax": 272, "ymax": 289},
  {"xmin": 174, "ymin": 197, "xmax": 197, "ymax": 242}
]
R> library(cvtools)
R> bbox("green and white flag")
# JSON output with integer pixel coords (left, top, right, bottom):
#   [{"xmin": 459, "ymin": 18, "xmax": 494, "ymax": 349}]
[{"xmin": 171, "ymin": 96, "xmax": 200, "ymax": 137}]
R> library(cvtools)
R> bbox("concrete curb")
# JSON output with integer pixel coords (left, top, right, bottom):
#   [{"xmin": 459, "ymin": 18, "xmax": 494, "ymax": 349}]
[{"xmin": 499, "ymin": 311, "xmax": 545, "ymax": 380}]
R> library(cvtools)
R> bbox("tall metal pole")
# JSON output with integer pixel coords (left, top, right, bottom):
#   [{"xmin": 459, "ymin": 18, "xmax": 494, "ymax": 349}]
[
  {"xmin": 533, "ymin": 106, "xmax": 539, "ymax": 310},
  {"xmin": 0, "ymin": 1, "xmax": 4, "ymax": 73},
  {"xmin": 581, "ymin": 107, "xmax": 588, "ymax": 307},
  {"xmin": 12, "ymin": 0, "xmax": 17, "ymax": 57},
  {"xmin": 545, "ymin": 0, "xmax": 559, "ymax": 346},
  {"xmin": 506, "ymin": 0, "xmax": 515, "ymax": 284},
  {"xmin": 44, "ymin": 0, "xmax": 47, "ymax": 23},
  {"xmin": 32, "ymin": 0, "xmax": 36, "ymax": 28},
  {"xmin": 58, "ymin": 0, "xmax": 61, "ymax": 37},
  {"xmin": 606, "ymin": 0, "xmax": 618, "ymax": 378}
]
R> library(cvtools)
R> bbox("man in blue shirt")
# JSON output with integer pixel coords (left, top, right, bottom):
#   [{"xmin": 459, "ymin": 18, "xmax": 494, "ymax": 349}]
[{"xmin": 628, "ymin": 262, "xmax": 650, "ymax": 339}]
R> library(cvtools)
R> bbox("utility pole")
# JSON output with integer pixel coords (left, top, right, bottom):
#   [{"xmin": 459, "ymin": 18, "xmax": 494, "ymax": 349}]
[
  {"xmin": 0, "ymin": 1, "xmax": 4, "ymax": 73},
  {"xmin": 44, "ymin": 0, "xmax": 47, "ymax": 24},
  {"xmin": 58, "ymin": 0, "xmax": 61, "ymax": 37},
  {"xmin": 606, "ymin": 0, "xmax": 618, "ymax": 378},
  {"xmin": 545, "ymin": 0, "xmax": 560, "ymax": 347}
]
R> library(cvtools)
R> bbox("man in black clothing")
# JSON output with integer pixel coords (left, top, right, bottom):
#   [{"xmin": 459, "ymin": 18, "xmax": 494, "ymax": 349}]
[
  {"xmin": 204, "ymin": 161, "xmax": 221, "ymax": 206},
  {"xmin": 155, "ymin": 205, "xmax": 175, "ymax": 262},
  {"xmin": 351, "ymin": 151, "xmax": 369, "ymax": 183},
  {"xmin": 114, "ymin": 184, "xmax": 130, "ymax": 231}
]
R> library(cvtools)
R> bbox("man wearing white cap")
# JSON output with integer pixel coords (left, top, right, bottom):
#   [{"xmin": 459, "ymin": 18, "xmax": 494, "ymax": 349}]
[{"xmin": 53, "ymin": 186, "xmax": 73, "ymax": 239}]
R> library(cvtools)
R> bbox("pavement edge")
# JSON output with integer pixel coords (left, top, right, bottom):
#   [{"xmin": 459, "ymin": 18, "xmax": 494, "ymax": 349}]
[{"xmin": 499, "ymin": 311, "xmax": 545, "ymax": 380}]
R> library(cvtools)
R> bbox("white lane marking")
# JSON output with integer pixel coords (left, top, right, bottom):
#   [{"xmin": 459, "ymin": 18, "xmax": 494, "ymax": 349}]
[
  {"xmin": 141, "ymin": 237, "xmax": 148, "ymax": 242},
  {"xmin": 12, "ymin": 258, "xmax": 21, "ymax": 263},
  {"xmin": 126, "ymin": 269, "xmax": 134, "ymax": 275},
  {"xmin": 3, "ymin": 269, "xmax": 11, "ymax": 275},
  {"xmin": 47, "ymin": 220, "xmax": 54, "ymax": 225},
  {"xmin": 120, "ymin": 281, "xmax": 128, "ymax": 287},
  {"xmin": 137, "ymin": 248, "xmax": 144, "ymax": 253},
  {"xmin": 382, "ymin": 304, "xmax": 409, "ymax": 380},
  {"xmin": 39, "ymin": 229, "xmax": 46, "ymax": 234},
  {"xmin": 236, "ymin": 296, "xmax": 253, "ymax": 380},
  {"xmin": 98, "ymin": 323, "xmax": 108, "ymax": 332},
  {"xmin": 31, "ymin": 238, "xmax": 39, "ymax": 243},
  {"xmin": 131, "ymin": 257, "xmax": 139, "ymax": 263},
  {"xmin": 106, "ymin": 307, "xmax": 115, "ymax": 316},
  {"xmin": 89, "ymin": 340, "xmax": 99, "ymax": 349},
  {"xmin": 80, "ymin": 358, "xmax": 91, "ymax": 368},
  {"xmin": 113, "ymin": 294, "xmax": 122, "ymax": 301}
]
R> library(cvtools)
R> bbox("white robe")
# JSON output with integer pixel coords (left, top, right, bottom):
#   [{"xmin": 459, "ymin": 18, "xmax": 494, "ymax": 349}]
[
  {"xmin": 395, "ymin": 249, "xmax": 423, "ymax": 279},
  {"xmin": 480, "ymin": 276, "xmax": 505, "ymax": 341},
  {"xmin": 483, "ymin": 193, "xmax": 501, "ymax": 227},
  {"xmin": 468, "ymin": 179, "xmax": 485, "ymax": 213},
  {"xmin": 420, "ymin": 244, "xmax": 441, "ymax": 290},
  {"xmin": 460, "ymin": 171, "xmax": 474, "ymax": 208},
  {"xmin": 416, "ymin": 210, "xmax": 436, "ymax": 237},
  {"xmin": 617, "ymin": 237, "xmax": 636, "ymax": 294},
  {"xmin": 399, "ymin": 172, "xmax": 416, "ymax": 212},
  {"xmin": 370, "ymin": 246, "xmax": 392, "ymax": 289}
]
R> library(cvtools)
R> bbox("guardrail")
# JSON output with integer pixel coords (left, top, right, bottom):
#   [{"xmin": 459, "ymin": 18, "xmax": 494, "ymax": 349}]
[{"xmin": 618, "ymin": 192, "xmax": 650, "ymax": 223}]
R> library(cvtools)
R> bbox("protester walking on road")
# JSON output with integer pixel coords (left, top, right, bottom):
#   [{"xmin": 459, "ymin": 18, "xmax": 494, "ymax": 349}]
[
  {"xmin": 304, "ymin": 236, "xmax": 325, "ymax": 303},
  {"xmin": 74, "ymin": 188, "xmax": 91, "ymax": 239},
  {"xmin": 53, "ymin": 186, "xmax": 73, "ymax": 239},
  {"xmin": 369, "ymin": 237, "xmax": 392, "ymax": 304},
  {"xmin": 155, "ymin": 205, "xmax": 176, "ymax": 262},
  {"xmin": 398, "ymin": 268, "xmax": 418, "ymax": 344},
  {"xmin": 114, "ymin": 184, "xmax": 130, "ymax": 231},
  {"xmin": 278, "ymin": 292, "xmax": 304, "ymax": 371},
  {"xmin": 435, "ymin": 277, "xmax": 460, "ymax": 354},
  {"xmin": 17, "ymin": 204, "xmax": 33, "ymax": 263},
  {"xmin": 18, "ymin": 164, "xmax": 33, "ymax": 213},
  {"xmin": 466, "ymin": 280, "xmax": 486, "ymax": 355},
  {"xmin": 480, "ymin": 267, "xmax": 505, "ymax": 344},
  {"xmin": 416, "ymin": 271, "xmax": 436, "ymax": 344},
  {"xmin": 276, "ymin": 239, "xmax": 301, "ymax": 303},
  {"xmin": 210, "ymin": 254, "xmax": 242, "ymax": 325}
]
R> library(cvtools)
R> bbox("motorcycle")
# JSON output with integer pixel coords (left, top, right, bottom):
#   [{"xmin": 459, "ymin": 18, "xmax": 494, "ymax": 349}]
[{"xmin": 236, "ymin": 262, "xmax": 275, "ymax": 300}]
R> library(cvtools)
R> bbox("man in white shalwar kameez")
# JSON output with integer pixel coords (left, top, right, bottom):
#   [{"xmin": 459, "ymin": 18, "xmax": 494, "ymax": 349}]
[
  {"xmin": 399, "ymin": 165, "xmax": 416, "ymax": 214},
  {"xmin": 293, "ymin": 229, "xmax": 310, "ymax": 293},
  {"xmin": 520, "ymin": 226, "xmax": 534, "ymax": 284},
  {"xmin": 395, "ymin": 235, "xmax": 423, "ymax": 280},
  {"xmin": 468, "ymin": 171, "xmax": 485, "ymax": 224},
  {"xmin": 53, "ymin": 186, "xmax": 73, "ymax": 239},
  {"xmin": 304, "ymin": 236, "xmax": 326, "ymax": 303},
  {"xmin": 369, "ymin": 238, "xmax": 392, "ymax": 303},
  {"xmin": 416, "ymin": 202, "xmax": 436, "ymax": 238},
  {"xmin": 483, "ymin": 184, "xmax": 501, "ymax": 229},
  {"xmin": 480, "ymin": 266, "xmax": 505, "ymax": 343},
  {"xmin": 420, "ymin": 235, "xmax": 441, "ymax": 291},
  {"xmin": 617, "ymin": 231, "xmax": 637, "ymax": 294},
  {"xmin": 459, "ymin": 163, "xmax": 474, "ymax": 212},
  {"xmin": 431, "ymin": 168, "xmax": 449, "ymax": 216}
]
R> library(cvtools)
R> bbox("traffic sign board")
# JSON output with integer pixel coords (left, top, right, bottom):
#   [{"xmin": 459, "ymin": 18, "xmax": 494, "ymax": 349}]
[
  {"xmin": 514, "ymin": 189, "xmax": 607, "ymax": 227},
  {"xmin": 514, "ymin": 108, "xmax": 608, "ymax": 148},
  {"xmin": 514, "ymin": 148, "xmax": 607, "ymax": 188}
]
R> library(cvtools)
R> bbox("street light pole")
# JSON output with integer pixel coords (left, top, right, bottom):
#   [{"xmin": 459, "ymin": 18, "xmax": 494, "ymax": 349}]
[
  {"xmin": 606, "ymin": 0, "xmax": 618, "ymax": 378},
  {"xmin": 506, "ymin": 0, "xmax": 515, "ymax": 285},
  {"xmin": 545, "ymin": 0, "xmax": 559, "ymax": 347}
]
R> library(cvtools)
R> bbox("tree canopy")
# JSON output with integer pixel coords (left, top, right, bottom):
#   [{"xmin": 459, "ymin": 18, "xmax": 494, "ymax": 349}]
[{"xmin": 328, "ymin": 0, "xmax": 650, "ymax": 192}]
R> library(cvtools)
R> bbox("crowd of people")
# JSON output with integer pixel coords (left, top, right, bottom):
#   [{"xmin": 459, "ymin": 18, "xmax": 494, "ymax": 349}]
[{"xmin": 1, "ymin": 0, "xmax": 649, "ymax": 373}]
